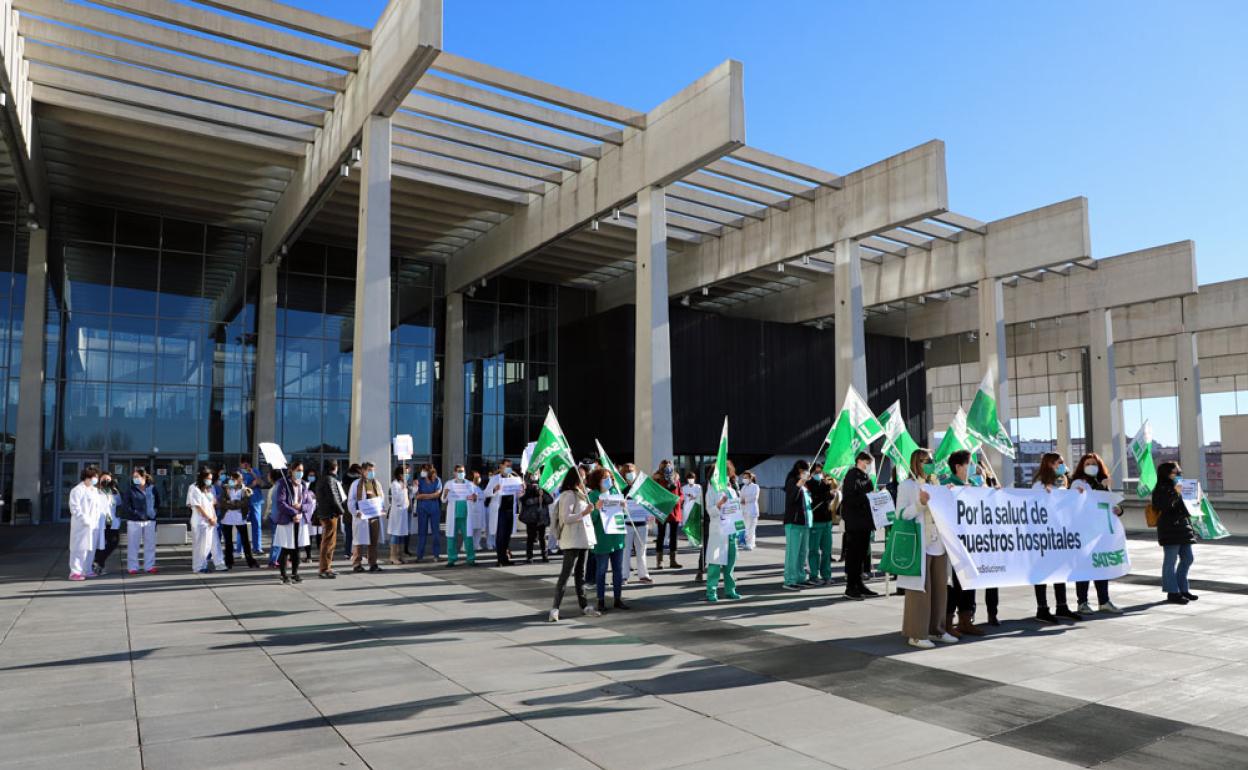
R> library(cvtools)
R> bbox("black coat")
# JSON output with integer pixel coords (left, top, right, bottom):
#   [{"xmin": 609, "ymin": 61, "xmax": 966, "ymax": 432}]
[
  {"xmin": 1152, "ymin": 483, "xmax": 1195, "ymax": 546},
  {"xmin": 840, "ymin": 467, "xmax": 876, "ymax": 532},
  {"xmin": 782, "ymin": 473, "xmax": 807, "ymax": 526},
  {"xmin": 314, "ymin": 475, "xmax": 346, "ymax": 520},
  {"xmin": 519, "ymin": 484, "xmax": 552, "ymax": 526},
  {"xmin": 807, "ymin": 479, "xmax": 835, "ymax": 523}
]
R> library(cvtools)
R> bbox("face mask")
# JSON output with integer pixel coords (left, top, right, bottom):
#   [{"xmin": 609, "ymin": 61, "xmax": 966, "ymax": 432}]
[
  {"xmin": 1084, "ymin": 464, "xmax": 1100, "ymax": 477},
  {"xmin": 625, "ymin": 471, "xmax": 636, "ymax": 483},
  {"xmin": 686, "ymin": 479, "xmax": 695, "ymax": 485},
  {"xmin": 600, "ymin": 480, "xmax": 612, "ymax": 491},
  {"xmin": 1173, "ymin": 475, "xmax": 1183, "ymax": 487},
  {"xmin": 87, "ymin": 477, "xmax": 98, "ymax": 487},
  {"xmin": 226, "ymin": 479, "xmax": 235, "ymax": 488},
  {"xmin": 970, "ymin": 473, "xmax": 984, "ymax": 486},
  {"xmin": 813, "ymin": 473, "xmax": 823, "ymax": 482},
  {"xmin": 503, "ymin": 467, "xmax": 513, "ymax": 477},
  {"xmin": 419, "ymin": 471, "xmax": 428, "ymax": 479},
  {"xmin": 308, "ymin": 475, "xmax": 316, "ymax": 483},
  {"xmin": 456, "ymin": 471, "xmax": 466, "ymax": 481},
  {"xmin": 1055, "ymin": 463, "xmax": 1068, "ymax": 476},
  {"xmin": 292, "ymin": 471, "xmax": 304, "ymax": 482},
  {"xmin": 133, "ymin": 477, "xmax": 143, "ymax": 486},
  {"xmin": 366, "ymin": 471, "xmax": 376, "ymax": 480}
]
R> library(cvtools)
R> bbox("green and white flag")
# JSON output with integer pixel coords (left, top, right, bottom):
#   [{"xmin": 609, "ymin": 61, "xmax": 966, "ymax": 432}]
[
  {"xmin": 965, "ymin": 369, "xmax": 1016, "ymax": 458},
  {"xmin": 627, "ymin": 473, "xmax": 679, "ymax": 524},
  {"xmin": 537, "ymin": 453, "xmax": 572, "ymax": 495},
  {"xmin": 1194, "ymin": 495, "xmax": 1232, "ymax": 540},
  {"xmin": 880, "ymin": 400, "xmax": 922, "ymax": 481},
  {"xmin": 709, "ymin": 417, "xmax": 730, "ymax": 493},
  {"xmin": 1129, "ymin": 421, "xmax": 1157, "ymax": 500},
  {"xmin": 823, "ymin": 386, "xmax": 882, "ymax": 481},
  {"xmin": 595, "ymin": 439, "xmax": 628, "ymax": 494},
  {"xmin": 932, "ymin": 408, "xmax": 978, "ymax": 479},
  {"xmin": 530, "ymin": 407, "xmax": 574, "ymax": 473}
]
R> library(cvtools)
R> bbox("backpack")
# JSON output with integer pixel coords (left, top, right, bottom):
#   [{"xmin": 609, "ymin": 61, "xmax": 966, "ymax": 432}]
[{"xmin": 1144, "ymin": 503, "xmax": 1160, "ymax": 528}]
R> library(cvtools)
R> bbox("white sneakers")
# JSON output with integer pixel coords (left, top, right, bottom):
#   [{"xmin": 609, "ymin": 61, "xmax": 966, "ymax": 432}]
[
  {"xmin": 930, "ymin": 632, "xmax": 959, "ymax": 644},
  {"xmin": 547, "ymin": 608, "xmax": 559, "ymax": 623},
  {"xmin": 1077, "ymin": 602, "xmax": 1094, "ymax": 615},
  {"xmin": 908, "ymin": 637, "xmax": 936, "ymax": 649},
  {"xmin": 1099, "ymin": 601, "xmax": 1123, "ymax": 614}
]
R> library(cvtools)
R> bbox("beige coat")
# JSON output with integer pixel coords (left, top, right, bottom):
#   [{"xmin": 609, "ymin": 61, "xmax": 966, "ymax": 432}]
[{"xmin": 555, "ymin": 489, "xmax": 594, "ymax": 550}]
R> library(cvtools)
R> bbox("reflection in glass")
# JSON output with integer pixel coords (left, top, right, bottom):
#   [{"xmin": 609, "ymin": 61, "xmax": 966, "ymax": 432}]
[{"xmin": 109, "ymin": 315, "xmax": 157, "ymax": 383}]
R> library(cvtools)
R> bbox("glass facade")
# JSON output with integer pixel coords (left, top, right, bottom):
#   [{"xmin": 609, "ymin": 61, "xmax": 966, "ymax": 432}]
[
  {"xmin": 0, "ymin": 191, "xmax": 28, "ymax": 510},
  {"xmin": 27, "ymin": 201, "xmax": 560, "ymax": 520}
]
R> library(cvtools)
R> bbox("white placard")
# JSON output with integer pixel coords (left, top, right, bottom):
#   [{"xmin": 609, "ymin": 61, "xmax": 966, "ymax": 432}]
[
  {"xmin": 1180, "ymin": 481, "xmax": 1202, "ymax": 502},
  {"xmin": 258, "ymin": 442, "xmax": 287, "ymax": 470},
  {"xmin": 357, "ymin": 496, "xmax": 384, "ymax": 519},
  {"xmin": 492, "ymin": 476, "xmax": 525, "ymax": 497},
  {"xmin": 393, "ymin": 434, "xmax": 413, "ymax": 461},
  {"xmin": 600, "ymin": 494, "xmax": 627, "ymax": 534},
  {"xmin": 867, "ymin": 490, "xmax": 896, "ymax": 529},
  {"xmin": 718, "ymin": 499, "xmax": 745, "ymax": 536},
  {"xmin": 520, "ymin": 442, "xmax": 537, "ymax": 474},
  {"xmin": 444, "ymin": 480, "xmax": 475, "ymax": 504},
  {"xmin": 626, "ymin": 500, "xmax": 651, "ymax": 523}
]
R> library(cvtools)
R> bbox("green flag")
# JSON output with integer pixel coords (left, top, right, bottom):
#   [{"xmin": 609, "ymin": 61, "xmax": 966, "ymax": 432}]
[
  {"xmin": 710, "ymin": 417, "xmax": 729, "ymax": 493},
  {"xmin": 824, "ymin": 386, "xmax": 880, "ymax": 481},
  {"xmin": 1194, "ymin": 495, "xmax": 1231, "ymax": 540},
  {"xmin": 1130, "ymin": 421, "xmax": 1157, "ymax": 500},
  {"xmin": 682, "ymin": 498, "xmax": 704, "ymax": 546},
  {"xmin": 879, "ymin": 401, "xmax": 921, "ymax": 481},
  {"xmin": 627, "ymin": 473, "xmax": 679, "ymax": 524},
  {"xmin": 932, "ymin": 408, "xmax": 979, "ymax": 480},
  {"xmin": 965, "ymin": 369, "xmax": 1016, "ymax": 458},
  {"xmin": 530, "ymin": 407, "xmax": 574, "ymax": 474},
  {"xmin": 595, "ymin": 439, "xmax": 628, "ymax": 494},
  {"xmin": 537, "ymin": 453, "xmax": 572, "ymax": 495}
]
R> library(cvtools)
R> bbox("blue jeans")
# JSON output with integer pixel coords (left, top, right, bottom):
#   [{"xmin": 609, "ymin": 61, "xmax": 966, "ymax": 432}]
[
  {"xmin": 1162, "ymin": 544, "xmax": 1194, "ymax": 594},
  {"xmin": 238, "ymin": 509, "xmax": 262, "ymax": 552},
  {"xmin": 416, "ymin": 506, "xmax": 442, "ymax": 559},
  {"xmin": 595, "ymin": 548, "xmax": 624, "ymax": 603}
]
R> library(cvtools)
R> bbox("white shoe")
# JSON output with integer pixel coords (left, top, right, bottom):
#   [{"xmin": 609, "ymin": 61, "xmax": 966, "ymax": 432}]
[
  {"xmin": 1077, "ymin": 601, "xmax": 1094, "ymax": 615},
  {"xmin": 547, "ymin": 608, "xmax": 559, "ymax": 623},
  {"xmin": 908, "ymin": 637, "xmax": 936, "ymax": 649},
  {"xmin": 930, "ymin": 632, "xmax": 959, "ymax": 644},
  {"xmin": 1099, "ymin": 601, "xmax": 1123, "ymax": 614}
]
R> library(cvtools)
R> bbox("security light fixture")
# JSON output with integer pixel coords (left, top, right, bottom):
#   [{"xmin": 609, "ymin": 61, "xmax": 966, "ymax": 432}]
[
  {"xmin": 351, "ymin": 147, "xmax": 362, "ymax": 168},
  {"xmin": 967, "ymin": 331, "xmax": 978, "ymax": 342},
  {"xmin": 776, "ymin": 263, "xmax": 785, "ymax": 273},
  {"xmin": 923, "ymin": 340, "xmax": 932, "ymax": 350},
  {"xmin": 590, "ymin": 218, "xmax": 599, "ymax": 231},
  {"xmin": 680, "ymin": 295, "xmax": 691, "ymax": 307},
  {"xmin": 339, "ymin": 163, "xmax": 350, "ymax": 178},
  {"xmin": 612, "ymin": 208, "xmax": 620, "ymax": 221},
  {"xmin": 701, "ymin": 287, "xmax": 709, "ymax": 296},
  {"xmin": 1057, "ymin": 351, "xmax": 1069, "ymax": 361}
]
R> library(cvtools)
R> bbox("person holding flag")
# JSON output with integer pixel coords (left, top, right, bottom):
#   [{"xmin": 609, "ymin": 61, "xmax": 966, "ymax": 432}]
[
  {"xmin": 653, "ymin": 460, "xmax": 683, "ymax": 568},
  {"xmin": 703, "ymin": 419, "xmax": 742, "ymax": 603},
  {"xmin": 840, "ymin": 452, "xmax": 879, "ymax": 600},
  {"xmin": 680, "ymin": 471, "xmax": 704, "ymax": 560},
  {"xmin": 781, "ymin": 460, "xmax": 812, "ymax": 591},
  {"xmin": 897, "ymin": 448, "xmax": 958, "ymax": 649}
]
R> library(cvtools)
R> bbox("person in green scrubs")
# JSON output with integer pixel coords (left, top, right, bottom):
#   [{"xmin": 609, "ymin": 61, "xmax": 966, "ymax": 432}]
[
  {"xmin": 442, "ymin": 465, "xmax": 479, "ymax": 567},
  {"xmin": 705, "ymin": 461, "xmax": 742, "ymax": 603},
  {"xmin": 806, "ymin": 463, "xmax": 840, "ymax": 586},
  {"xmin": 782, "ymin": 460, "xmax": 812, "ymax": 590},
  {"xmin": 588, "ymin": 467, "xmax": 629, "ymax": 612}
]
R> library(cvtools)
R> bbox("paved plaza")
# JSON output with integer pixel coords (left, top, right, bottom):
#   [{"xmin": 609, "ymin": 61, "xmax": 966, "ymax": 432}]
[{"xmin": 3, "ymin": 524, "xmax": 1248, "ymax": 769}]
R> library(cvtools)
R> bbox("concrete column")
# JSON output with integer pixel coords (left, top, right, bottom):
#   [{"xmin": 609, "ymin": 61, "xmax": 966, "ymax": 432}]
[
  {"xmin": 1054, "ymin": 389, "xmax": 1071, "ymax": 462},
  {"xmin": 634, "ymin": 185, "xmax": 673, "ymax": 471},
  {"xmin": 834, "ymin": 238, "xmax": 867, "ymax": 405},
  {"xmin": 349, "ymin": 114, "xmax": 392, "ymax": 468},
  {"xmin": 12, "ymin": 229, "xmax": 47, "ymax": 523},
  {"xmin": 1176, "ymin": 331, "xmax": 1206, "ymax": 487},
  {"xmin": 977, "ymin": 277, "xmax": 1013, "ymax": 485},
  {"xmin": 253, "ymin": 259, "xmax": 279, "ymax": 461},
  {"xmin": 441, "ymin": 291, "xmax": 465, "ymax": 477},
  {"xmin": 1088, "ymin": 308, "xmax": 1125, "ymax": 487}
]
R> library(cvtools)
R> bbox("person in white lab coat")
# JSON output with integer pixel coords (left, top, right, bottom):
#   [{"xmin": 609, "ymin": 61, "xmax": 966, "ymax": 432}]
[
  {"xmin": 187, "ymin": 468, "xmax": 219, "ymax": 573},
  {"xmin": 618, "ymin": 463, "xmax": 652, "ymax": 583},
  {"xmin": 738, "ymin": 471, "xmax": 761, "ymax": 551},
  {"xmin": 485, "ymin": 460, "xmax": 522, "ymax": 566},
  {"xmin": 442, "ymin": 465, "xmax": 481, "ymax": 567},
  {"xmin": 67, "ymin": 467, "xmax": 104, "ymax": 581},
  {"xmin": 386, "ymin": 465, "xmax": 411, "ymax": 565},
  {"xmin": 348, "ymin": 462, "xmax": 385, "ymax": 573},
  {"xmin": 897, "ymin": 448, "xmax": 958, "ymax": 649},
  {"xmin": 704, "ymin": 462, "xmax": 742, "ymax": 603}
]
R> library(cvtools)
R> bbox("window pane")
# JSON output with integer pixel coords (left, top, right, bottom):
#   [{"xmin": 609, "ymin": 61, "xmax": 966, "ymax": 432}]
[
  {"xmin": 499, "ymin": 277, "xmax": 527, "ymax": 305},
  {"xmin": 62, "ymin": 382, "xmax": 108, "ymax": 450},
  {"xmin": 528, "ymin": 363, "xmax": 554, "ymax": 415},
  {"xmin": 323, "ymin": 340, "xmax": 352, "ymax": 401},
  {"xmin": 281, "ymin": 335, "xmax": 323, "ymax": 398},
  {"xmin": 159, "ymin": 252, "xmax": 207, "ymax": 319},
  {"xmin": 107, "ymin": 384, "xmax": 153, "ymax": 451},
  {"xmin": 111, "ymin": 247, "xmax": 159, "ymax": 316},
  {"xmin": 393, "ymin": 402, "xmax": 432, "ymax": 456},
  {"xmin": 499, "ymin": 304, "xmax": 526, "ymax": 361},
  {"xmin": 109, "ymin": 315, "xmax": 157, "ymax": 383},
  {"xmin": 323, "ymin": 278, "xmax": 354, "ymax": 342},
  {"xmin": 504, "ymin": 415, "xmax": 527, "ymax": 456},
  {"xmin": 64, "ymin": 312, "xmax": 112, "ymax": 382},
  {"xmin": 322, "ymin": 400, "xmax": 350, "ymax": 454},
  {"xmin": 529, "ymin": 281, "xmax": 555, "ymax": 308},
  {"xmin": 282, "ymin": 398, "xmax": 322, "ymax": 455},
  {"xmin": 162, "ymin": 219, "xmax": 205, "ymax": 254},
  {"xmin": 464, "ymin": 301, "xmax": 496, "ymax": 359},
  {"xmin": 281, "ymin": 272, "xmax": 324, "ymax": 338},
  {"xmin": 116, "ymin": 210, "xmax": 160, "ymax": 248},
  {"xmin": 287, "ymin": 241, "xmax": 324, "ymax": 275},
  {"xmin": 63, "ymin": 244, "xmax": 113, "ymax": 313},
  {"xmin": 153, "ymin": 386, "xmax": 200, "ymax": 453},
  {"xmin": 156, "ymin": 320, "xmax": 208, "ymax": 386},
  {"xmin": 504, "ymin": 360, "xmax": 526, "ymax": 414},
  {"xmin": 528, "ymin": 308, "xmax": 554, "ymax": 362},
  {"xmin": 393, "ymin": 345, "xmax": 433, "ymax": 404}
]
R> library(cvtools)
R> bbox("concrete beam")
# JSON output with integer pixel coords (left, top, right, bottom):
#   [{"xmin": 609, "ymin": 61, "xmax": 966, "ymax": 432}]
[
  {"xmin": 442, "ymin": 292, "xmax": 465, "ymax": 476},
  {"xmin": 260, "ymin": 0, "xmax": 442, "ymax": 261},
  {"xmin": 634, "ymin": 186, "xmax": 673, "ymax": 472},
  {"xmin": 252, "ymin": 261, "xmax": 279, "ymax": 463},
  {"xmin": 1176, "ymin": 332, "xmax": 1206, "ymax": 487},
  {"xmin": 723, "ymin": 196, "xmax": 1084, "ymax": 325},
  {"xmin": 834, "ymin": 238, "xmax": 867, "ymax": 405},
  {"xmin": 12, "ymin": 229, "xmax": 46, "ymax": 522},
  {"xmin": 0, "ymin": 0, "xmax": 49, "ymax": 224},
  {"xmin": 445, "ymin": 58, "xmax": 746, "ymax": 294},
  {"xmin": 867, "ymin": 240, "xmax": 1193, "ymax": 339}
]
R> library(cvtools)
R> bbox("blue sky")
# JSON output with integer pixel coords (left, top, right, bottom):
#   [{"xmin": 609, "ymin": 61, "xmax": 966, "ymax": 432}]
[{"xmin": 294, "ymin": 0, "xmax": 1247, "ymax": 284}]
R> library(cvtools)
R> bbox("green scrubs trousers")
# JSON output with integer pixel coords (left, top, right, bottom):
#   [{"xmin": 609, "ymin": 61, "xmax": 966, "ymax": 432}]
[
  {"xmin": 706, "ymin": 539, "xmax": 738, "ymax": 601},
  {"xmin": 447, "ymin": 501, "xmax": 475, "ymax": 566},
  {"xmin": 808, "ymin": 521, "xmax": 833, "ymax": 582},
  {"xmin": 784, "ymin": 523, "xmax": 810, "ymax": 586}
]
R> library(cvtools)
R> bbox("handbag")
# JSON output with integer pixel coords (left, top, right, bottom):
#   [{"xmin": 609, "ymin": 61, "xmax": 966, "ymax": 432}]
[
  {"xmin": 879, "ymin": 510, "xmax": 922, "ymax": 577},
  {"xmin": 1144, "ymin": 503, "xmax": 1160, "ymax": 528}
]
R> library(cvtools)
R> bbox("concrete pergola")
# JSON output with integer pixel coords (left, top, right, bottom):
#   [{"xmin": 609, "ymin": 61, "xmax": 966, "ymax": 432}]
[{"xmin": 0, "ymin": 0, "xmax": 1226, "ymax": 519}]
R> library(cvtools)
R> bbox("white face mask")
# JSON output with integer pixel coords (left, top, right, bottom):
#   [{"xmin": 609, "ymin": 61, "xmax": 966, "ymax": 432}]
[
  {"xmin": 419, "ymin": 471, "xmax": 428, "ymax": 479},
  {"xmin": 1084, "ymin": 464, "xmax": 1100, "ymax": 477},
  {"xmin": 455, "ymin": 471, "xmax": 465, "ymax": 481},
  {"xmin": 625, "ymin": 471, "xmax": 636, "ymax": 483}
]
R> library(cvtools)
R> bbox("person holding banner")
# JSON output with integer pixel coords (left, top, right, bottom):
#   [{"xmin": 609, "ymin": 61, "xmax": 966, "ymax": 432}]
[
  {"xmin": 1152, "ymin": 462, "xmax": 1198, "ymax": 605},
  {"xmin": 782, "ymin": 460, "xmax": 812, "ymax": 591},
  {"xmin": 943, "ymin": 451, "xmax": 992, "ymax": 635},
  {"xmin": 738, "ymin": 470, "xmax": 760, "ymax": 551},
  {"xmin": 1069, "ymin": 454, "xmax": 1124, "ymax": 614},
  {"xmin": 549, "ymin": 469, "xmax": 600, "ymax": 621},
  {"xmin": 386, "ymin": 465, "xmax": 411, "ymax": 566},
  {"xmin": 1031, "ymin": 453, "xmax": 1082, "ymax": 623},
  {"xmin": 348, "ymin": 462, "xmax": 385, "ymax": 573},
  {"xmin": 807, "ymin": 464, "xmax": 839, "ymax": 586},
  {"xmin": 485, "ymin": 461, "xmax": 522, "ymax": 566},
  {"xmin": 588, "ymin": 468, "xmax": 629, "ymax": 612},
  {"xmin": 705, "ymin": 462, "xmax": 742, "ymax": 603},
  {"xmin": 442, "ymin": 465, "xmax": 480, "ymax": 567},
  {"xmin": 654, "ymin": 461, "xmax": 683, "ymax": 567},
  {"xmin": 840, "ymin": 453, "xmax": 879, "ymax": 600},
  {"xmin": 273, "ymin": 461, "xmax": 316, "ymax": 584},
  {"xmin": 618, "ymin": 464, "xmax": 653, "ymax": 584},
  {"xmin": 897, "ymin": 449, "xmax": 959, "ymax": 649}
]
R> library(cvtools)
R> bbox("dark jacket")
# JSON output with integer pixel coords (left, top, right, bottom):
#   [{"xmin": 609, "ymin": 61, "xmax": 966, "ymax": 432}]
[
  {"xmin": 518, "ymin": 483, "xmax": 552, "ymax": 526},
  {"xmin": 1152, "ymin": 482, "xmax": 1195, "ymax": 546},
  {"xmin": 782, "ymin": 472, "xmax": 807, "ymax": 526},
  {"xmin": 119, "ymin": 484, "xmax": 160, "ymax": 521},
  {"xmin": 807, "ymin": 478, "xmax": 836, "ymax": 524},
  {"xmin": 840, "ymin": 467, "xmax": 876, "ymax": 532},
  {"xmin": 314, "ymin": 475, "xmax": 346, "ymax": 521}
]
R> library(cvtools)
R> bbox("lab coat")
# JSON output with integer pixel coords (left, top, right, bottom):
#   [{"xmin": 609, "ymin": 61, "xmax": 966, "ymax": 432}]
[
  {"xmin": 68, "ymin": 483, "xmax": 105, "ymax": 557},
  {"xmin": 442, "ymin": 479, "xmax": 483, "ymax": 539},
  {"xmin": 739, "ymin": 482, "xmax": 760, "ymax": 519},
  {"xmin": 387, "ymin": 480, "xmax": 411, "ymax": 537},
  {"xmin": 485, "ymin": 473, "xmax": 522, "ymax": 538},
  {"xmin": 705, "ymin": 486, "xmax": 740, "ymax": 566},
  {"xmin": 221, "ymin": 489, "xmax": 247, "ymax": 526},
  {"xmin": 681, "ymin": 483, "xmax": 703, "ymax": 520},
  {"xmin": 347, "ymin": 478, "xmax": 386, "ymax": 545}
]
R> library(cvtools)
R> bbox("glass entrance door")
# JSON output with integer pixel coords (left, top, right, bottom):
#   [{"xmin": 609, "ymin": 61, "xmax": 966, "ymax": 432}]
[
  {"xmin": 56, "ymin": 456, "xmax": 105, "ymax": 522},
  {"xmin": 152, "ymin": 457, "xmax": 196, "ymax": 518}
]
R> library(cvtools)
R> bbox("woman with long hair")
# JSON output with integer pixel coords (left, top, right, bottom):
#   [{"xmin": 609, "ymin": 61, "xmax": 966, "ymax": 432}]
[
  {"xmin": 386, "ymin": 464, "xmax": 411, "ymax": 565},
  {"xmin": 898, "ymin": 448, "xmax": 959, "ymax": 648},
  {"xmin": 1069, "ymin": 452, "xmax": 1123, "ymax": 613},
  {"xmin": 781, "ymin": 459, "xmax": 811, "ymax": 591},
  {"xmin": 188, "ymin": 468, "xmax": 219, "ymax": 574},
  {"xmin": 1031, "ymin": 452, "xmax": 1080, "ymax": 623},
  {"xmin": 548, "ymin": 468, "xmax": 600, "ymax": 621},
  {"xmin": 588, "ymin": 466, "xmax": 628, "ymax": 612},
  {"xmin": 1152, "ymin": 462, "xmax": 1198, "ymax": 604},
  {"xmin": 273, "ymin": 461, "xmax": 316, "ymax": 584}
]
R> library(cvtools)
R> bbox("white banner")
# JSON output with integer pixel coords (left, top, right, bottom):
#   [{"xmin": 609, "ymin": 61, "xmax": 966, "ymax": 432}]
[{"xmin": 925, "ymin": 485, "xmax": 1130, "ymax": 588}]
